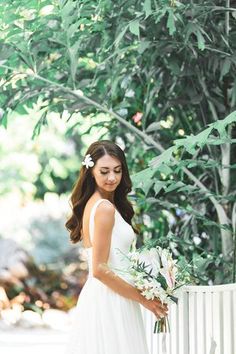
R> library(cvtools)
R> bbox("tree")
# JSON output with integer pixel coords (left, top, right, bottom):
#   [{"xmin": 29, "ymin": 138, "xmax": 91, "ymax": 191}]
[
  {"xmin": 0, "ymin": 0, "xmax": 236, "ymax": 283},
  {"xmin": 131, "ymin": 111, "xmax": 236, "ymax": 284}
]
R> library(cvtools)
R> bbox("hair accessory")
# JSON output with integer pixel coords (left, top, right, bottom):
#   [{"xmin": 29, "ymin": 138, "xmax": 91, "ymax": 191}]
[{"xmin": 82, "ymin": 154, "xmax": 95, "ymax": 169}]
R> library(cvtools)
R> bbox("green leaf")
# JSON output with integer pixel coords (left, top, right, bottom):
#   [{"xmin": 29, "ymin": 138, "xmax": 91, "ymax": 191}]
[
  {"xmin": 61, "ymin": 0, "xmax": 76, "ymax": 21},
  {"xmin": 114, "ymin": 25, "xmax": 129, "ymax": 47},
  {"xmin": 67, "ymin": 22, "xmax": 78, "ymax": 38},
  {"xmin": 145, "ymin": 121, "xmax": 161, "ymax": 132},
  {"xmin": 0, "ymin": 112, "xmax": 8, "ymax": 128},
  {"xmin": 195, "ymin": 126, "xmax": 212, "ymax": 148},
  {"xmin": 174, "ymin": 126, "xmax": 212, "ymax": 153},
  {"xmin": 143, "ymin": 0, "xmax": 152, "ymax": 18},
  {"xmin": 129, "ymin": 20, "xmax": 140, "ymax": 37},
  {"xmin": 0, "ymin": 44, "xmax": 14, "ymax": 60},
  {"xmin": 15, "ymin": 105, "xmax": 28, "ymax": 115},
  {"xmin": 207, "ymin": 137, "xmax": 236, "ymax": 145},
  {"xmin": 31, "ymin": 111, "xmax": 48, "ymax": 140},
  {"xmin": 185, "ymin": 23, "xmax": 196, "ymax": 43},
  {"xmin": 185, "ymin": 23, "xmax": 206, "ymax": 50},
  {"xmin": 212, "ymin": 111, "xmax": 236, "ymax": 138},
  {"xmin": 193, "ymin": 254, "xmax": 213, "ymax": 274},
  {"xmin": 149, "ymin": 146, "xmax": 176, "ymax": 168},
  {"xmin": 165, "ymin": 181, "xmax": 185, "ymax": 193},
  {"xmin": 177, "ymin": 185, "xmax": 198, "ymax": 193},
  {"xmin": 138, "ymin": 41, "xmax": 150, "ymax": 54},
  {"xmin": 131, "ymin": 167, "xmax": 156, "ymax": 195},
  {"xmin": 196, "ymin": 29, "xmax": 205, "ymax": 51},
  {"xmin": 154, "ymin": 8, "xmax": 167, "ymax": 24},
  {"xmin": 187, "ymin": 161, "xmax": 197, "ymax": 168},
  {"xmin": 153, "ymin": 181, "xmax": 167, "ymax": 195},
  {"xmin": 221, "ymin": 110, "xmax": 236, "ymax": 126},
  {"xmin": 167, "ymin": 9, "xmax": 176, "ymax": 35},
  {"xmin": 220, "ymin": 58, "xmax": 231, "ymax": 80},
  {"xmin": 158, "ymin": 164, "xmax": 173, "ymax": 176},
  {"xmin": 173, "ymin": 111, "xmax": 236, "ymax": 153}
]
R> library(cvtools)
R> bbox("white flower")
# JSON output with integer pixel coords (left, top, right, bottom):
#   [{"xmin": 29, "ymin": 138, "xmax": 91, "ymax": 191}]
[
  {"xmin": 133, "ymin": 248, "xmax": 161, "ymax": 277},
  {"xmin": 128, "ymin": 246, "xmax": 180, "ymax": 304},
  {"xmin": 148, "ymin": 248, "xmax": 161, "ymax": 276},
  {"xmin": 141, "ymin": 289, "xmax": 155, "ymax": 300},
  {"xmin": 160, "ymin": 264, "xmax": 178, "ymax": 289},
  {"xmin": 158, "ymin": 248, "xmax": 178, "ymax": 289},
  {"xmin": 156, "ymin": 288, "xmax": 168, "ymax": 303},
  {"xmin": 82, "ymin": 154, "xmax": 95, "ymax": 169}
]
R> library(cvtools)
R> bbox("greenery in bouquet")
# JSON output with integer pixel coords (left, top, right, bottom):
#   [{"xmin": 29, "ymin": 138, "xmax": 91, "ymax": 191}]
[{"xmin": 124, "ymin": 245, "xmax": 191, "ymax": 333}]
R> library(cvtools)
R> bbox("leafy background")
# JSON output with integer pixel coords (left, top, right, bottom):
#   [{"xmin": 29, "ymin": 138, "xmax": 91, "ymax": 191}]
[{"xmin": 0, "ymin": 0, "xmax": 236, "ymax": 314}]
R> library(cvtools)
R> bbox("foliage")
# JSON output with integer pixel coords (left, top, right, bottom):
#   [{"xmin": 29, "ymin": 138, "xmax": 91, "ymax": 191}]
[
  {"xmin": 0, "ymin": 0, "xmax": 236, "ymax": 285},
  {"xmin": 131, "ymin": 112, "xmax": 236, "ymax": 284},
  {"xmin": 1, "ymin": 1, "xmax": 235, "ymax": 131},
  {"xmin": 0, "ymin": 108, "xmax": 89, "ymax": 201}
]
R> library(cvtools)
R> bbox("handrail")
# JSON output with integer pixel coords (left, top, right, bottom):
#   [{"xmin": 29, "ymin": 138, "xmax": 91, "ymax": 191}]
[{"xmin": 184, "ymin": 282, "xmax": 236, "ymax": 292}]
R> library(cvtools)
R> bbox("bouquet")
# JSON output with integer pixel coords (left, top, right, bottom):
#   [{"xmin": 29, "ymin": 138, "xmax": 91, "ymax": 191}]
[{"xmin": 125, "ymin": 246, "xmax": 186, "ymax": 333}]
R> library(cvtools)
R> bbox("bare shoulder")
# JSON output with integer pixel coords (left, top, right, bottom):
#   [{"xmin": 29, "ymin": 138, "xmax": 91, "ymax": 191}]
[{"xmin": 95, "ymin": 200, "xmax": 115, "ymax": 221}]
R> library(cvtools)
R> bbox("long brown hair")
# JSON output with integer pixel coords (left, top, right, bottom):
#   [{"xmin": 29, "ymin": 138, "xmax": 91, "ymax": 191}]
[{"xmin": 65, "ymin": 140, "xmax": 138, "ymax": 243}]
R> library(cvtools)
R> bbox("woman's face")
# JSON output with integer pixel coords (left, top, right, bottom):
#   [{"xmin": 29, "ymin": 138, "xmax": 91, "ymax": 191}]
[{"xmin": 92, "ymin": 154, "xmax": 122, "ymax": 193}]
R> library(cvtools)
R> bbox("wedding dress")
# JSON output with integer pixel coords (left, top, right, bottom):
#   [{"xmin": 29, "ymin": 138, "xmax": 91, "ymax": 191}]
[{"xmin": 65, "ymin": 198, "xmax": 149, "ymax": 354}]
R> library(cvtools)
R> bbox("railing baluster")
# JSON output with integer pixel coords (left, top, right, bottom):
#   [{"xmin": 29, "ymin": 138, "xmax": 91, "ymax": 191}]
[
  {"xmin": 212, "ymin": 291, "xmax": 222, "ymax": 354},
  {"xmin": 223, "ymin": 290, "xmax": 232, "ymax": 354},
  {"xmin": 177, "ymin": 289, "xmax": 188, "ymax": 354},
  {"xmin": 188, "ymin": 291, "xmax": 197, "ymax": 354},
  {"xmin": 169, "ymin": 302, "xmax": 177, "ymax": 354},
  {"xmin": 196, "ymin": 291, "xmax": 205, "ymax": 354},
  {"xmin": 233, "ymin": 289, "xmax": 236, "ymax": 353},
  {"xmin": 205, "ymin": 291, "xmax": 213, "ymax": 354},
  {"xmin": 142, "ymin": 284, "xmax": 236, "ymax": 354}
]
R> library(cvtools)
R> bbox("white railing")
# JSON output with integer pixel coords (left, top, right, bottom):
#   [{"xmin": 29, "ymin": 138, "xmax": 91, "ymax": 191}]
[{"xmin": 141, "ymin": 283, "xmax": 236, "ymax": 354}]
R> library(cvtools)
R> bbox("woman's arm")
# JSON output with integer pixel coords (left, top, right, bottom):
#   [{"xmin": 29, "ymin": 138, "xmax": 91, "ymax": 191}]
[{"xmin": 92, "ymin": 201, "xmax": 167, "ymax": 317}]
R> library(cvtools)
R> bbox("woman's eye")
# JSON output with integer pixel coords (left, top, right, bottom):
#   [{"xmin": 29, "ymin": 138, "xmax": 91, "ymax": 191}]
[{"xmin": 100, "ymin": 170, "xmax": 121, "ymax": 175}]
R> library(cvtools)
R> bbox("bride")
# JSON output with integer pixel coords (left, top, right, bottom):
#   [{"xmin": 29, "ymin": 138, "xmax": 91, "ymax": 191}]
[{"xmin": 65, "ymin": 140, "xmax": 168, "ymax": 354}]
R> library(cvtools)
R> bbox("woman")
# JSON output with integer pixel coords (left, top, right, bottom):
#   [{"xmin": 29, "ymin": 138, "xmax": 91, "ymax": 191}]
[{"xmin": 65, "ymin": 140, "xmax": 167, "ymax": 354}]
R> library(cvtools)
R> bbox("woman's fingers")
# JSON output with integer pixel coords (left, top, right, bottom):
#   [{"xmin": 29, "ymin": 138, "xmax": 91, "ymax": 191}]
[
  {"xmin": 155, "ymin": 308, "xmax": 168, "ymax": 319},
  {"xmin": 142, "ymin": 297, "xmax": 169, "ymax": 318},
  {"xmin": 155, "ymin": 299, "xmax": 168, "ymax": 310},
  {"xmin": 155, "ymin": 301, "xmax": 168, "ymax": 317}
]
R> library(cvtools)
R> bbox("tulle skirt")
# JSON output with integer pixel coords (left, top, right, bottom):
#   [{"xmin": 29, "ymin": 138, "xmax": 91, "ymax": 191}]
[{"xmin": 64, "ymin": 277, "xmax": 149, "ymax": 354}]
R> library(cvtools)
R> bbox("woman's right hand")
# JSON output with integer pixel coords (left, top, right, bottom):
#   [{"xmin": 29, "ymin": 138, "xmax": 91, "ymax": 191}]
[{"xmin": 141, "ymin": 297, "xmax": 168, "ymax": 319}]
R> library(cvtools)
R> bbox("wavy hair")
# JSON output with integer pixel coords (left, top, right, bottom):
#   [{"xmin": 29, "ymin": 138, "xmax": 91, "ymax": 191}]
[{"xmin": 65, "ymin": 140, "xmax": 138, "ymax": 243}]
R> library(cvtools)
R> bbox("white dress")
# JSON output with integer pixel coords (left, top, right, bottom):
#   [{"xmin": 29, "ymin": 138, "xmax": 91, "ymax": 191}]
[{"xmin": 65, "ymin": 198, "xmax": 149, "ymax": 354}]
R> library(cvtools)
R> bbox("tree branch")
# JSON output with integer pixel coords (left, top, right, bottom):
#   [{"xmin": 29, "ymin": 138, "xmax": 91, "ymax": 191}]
[
  {"xmin": 0, "ymin": 63, "xmax": 233, "ymax": 257},
  {"xmin": 225, "ymin": 0, "xmax": 230, "ymax": 36}
]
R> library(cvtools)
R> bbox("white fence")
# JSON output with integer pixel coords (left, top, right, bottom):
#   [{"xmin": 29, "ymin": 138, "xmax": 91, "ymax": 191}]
[{"xmin": 141, "ymin": 283, "xmax": 236, "ymax": 354}]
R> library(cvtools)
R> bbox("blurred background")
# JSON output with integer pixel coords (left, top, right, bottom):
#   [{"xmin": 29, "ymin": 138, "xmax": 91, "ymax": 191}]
[
  {"xmin": 0, "ymin": 0, "xmax": 236, "ymax": 353},
  {"xmin": 0, "ymin": 113, "xmax": 104, "ymax": 353}
]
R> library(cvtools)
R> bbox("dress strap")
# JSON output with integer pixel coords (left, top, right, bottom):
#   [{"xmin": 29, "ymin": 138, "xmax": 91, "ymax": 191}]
[{"xmin": 89, "ymin": 199, "xmax": 114, "ymax": 244}]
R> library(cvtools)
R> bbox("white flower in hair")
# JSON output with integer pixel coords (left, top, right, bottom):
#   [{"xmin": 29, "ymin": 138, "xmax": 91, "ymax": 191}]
[{"xmin": 82, "ymin": 154, "xmax": 95, "ymax": 169}]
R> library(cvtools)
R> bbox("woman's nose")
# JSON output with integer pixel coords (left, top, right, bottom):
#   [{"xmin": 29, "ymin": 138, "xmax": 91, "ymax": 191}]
[{"xmin": 108, "ymin": 173, "xmax": 116, "ymax": 182}]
